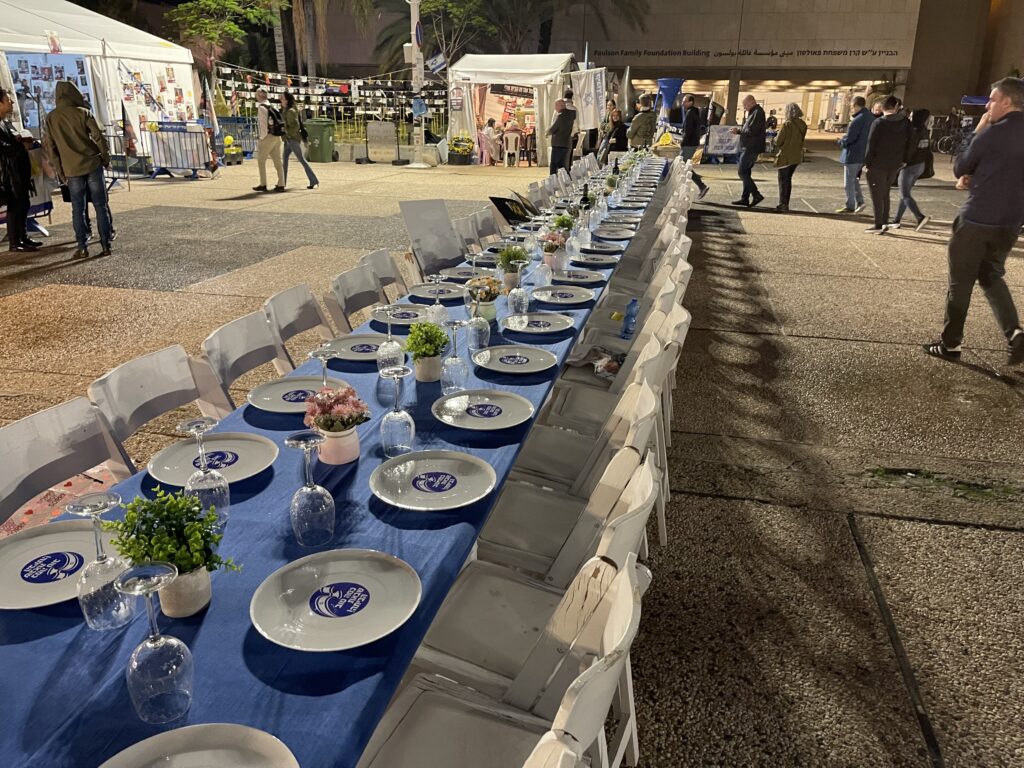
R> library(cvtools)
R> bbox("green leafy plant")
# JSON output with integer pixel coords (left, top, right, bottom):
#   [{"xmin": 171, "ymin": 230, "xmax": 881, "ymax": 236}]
[
  {"xmin": 552, "ymin": 213, "xmax": 575, "ymax": 231},
  {"xmin": 497, "ymin": 245, "xmax": 528, "ymax": 272},
  {"xmin": 606, "ymin": 174, "xmax": 618, "ymax": 189},
  {"xmin": 106, "ymin": 489, "xmax": 239, "ymax": 575},
  {"xmin": 404, "ymin": 321, "xmax": 449, "ymax": 360}
]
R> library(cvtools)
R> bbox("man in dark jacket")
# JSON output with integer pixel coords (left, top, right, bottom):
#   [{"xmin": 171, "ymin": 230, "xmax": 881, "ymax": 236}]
[
  {"xmin": 863, "ymin": 95, "xmax": 914, "ymax": 233},
  {"xmin": 0, "ymin": 86, "xmax": 39, "ymax": 253},
  {"xmin": 836, "ymin": 95, "xmax": 875, "ymax": 213},
  {"xmin": 681, "ymin": 95, "xmax": 709, "ymax": 200},
  {"xmin": 547, "ymin": 99, "xmax": 575, "ymax": 174},
  {"xmin": 925, "ymin": 77, "xmax": 1024, "ymax": 364},
  {"xmin": 43, "ymin": 81, "xmax": 111, "ymax": 257},
  {"xmin": 731, "ymin": 95, "xmax": 766, "ymax": 207}
]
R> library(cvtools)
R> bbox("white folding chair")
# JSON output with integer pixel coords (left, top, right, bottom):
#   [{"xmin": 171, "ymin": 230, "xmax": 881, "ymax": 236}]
[
  {"xmin": 201, "ymin": 311, "xmax": 293, "ymax": 407},
  {"xmin": 360, "ymin": 555, "xmax": 646, "ymax": 768},
  {"xmin": 323, "ymin": 264, "xmax": 387, "ymax": 333},
  {"xmin": 400, "ymin": 199, "xmax": 466, "ymax": 278},
  {"xmin": 263, "ymin": 284, "xmax": 335, "ymax": 371},
  {"xmin": 359, "ymin": 249, "xmax": 409, "ymax": 301},
  {"xmin": 0, "ymin": 398, "xmax": 134, "ymax": 520},
  {"xmin": 451, "ymin": 216, "xmax": 481, "ymax": 253},
  {"xmin": 87, "ymin": 344, "xmax": 233, "ymax": 454},
  {"xmin": 473, "ymin": 208, "xmax": 505, "ymax": 241},
  {"xmin": 504, "ymin": 132, "xmax": 521, "ymax": 166}
]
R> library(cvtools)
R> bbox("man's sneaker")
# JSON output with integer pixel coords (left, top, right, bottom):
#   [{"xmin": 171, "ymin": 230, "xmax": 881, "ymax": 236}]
[
  {"xmin": 21, "ymin": 237, "xmax": 43, "ymax": 247},
  {"xmin": 252, "ymin": 185, "xmax": 268, "ymax": 192},
  {"xmin": 865, "ymin": 226, "xmax": 886, "ymax": 234},
  {"xmin": 1009, "ymin": 330, "xmax": 1024, "ymax": 365},
  {"xmin": 697, "ymin": 186, "xmax": 710, "ymax": 200},
  {"xmin": 923, "ymin": 341, "xmax": 962, "ymax": 361},
  {"xmin": 774, "ymin": 204, "xmax": 789, "ymax": 213},
  {"xmin": 86, "ymin": 232, "xmax": 95, "ymax": 243},
  {"xmin": 915, "ymin": 215, "xmax": 930, "ymax": 231},
  {"xmin": 272, "ymin": 185, "xmax": 286, "ymax": 193},
  {"xmin": 854, "ymin": 203, "xmax": 866, "ymax": 213},
  {"xmin": 887, "ymin": 222, "xmax": 901, "ymax": 230},
  {"xmin": 110, "ymin": 229, "xmax": 119, "ymax": 242},
  {"xmin": 750, "ymin": 192, "xmax": 765, "ymax": 208},
  {"xmin": 72, "ymin": 248, "xmax": 89, "ymax": 259},
  {"xmin": 98, "ymin": 245, "xmax": 112, "ymax": 257},
  {"xmin": 835, "ymin": 206, "xmax": 855, "ymax": 213},
  {"xmin": 731, "ymin": 198, "xmax": 748, "ymax": 207}
]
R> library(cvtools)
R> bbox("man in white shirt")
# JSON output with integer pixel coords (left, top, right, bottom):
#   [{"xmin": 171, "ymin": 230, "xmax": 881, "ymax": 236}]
[{"xmin": 253, "ymin": 88, "xmax": 284, "ymax": 192}]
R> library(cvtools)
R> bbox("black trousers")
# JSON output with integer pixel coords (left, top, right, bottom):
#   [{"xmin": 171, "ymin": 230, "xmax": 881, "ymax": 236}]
[
  {"xmin": 866, "ymin": 167, "xmax": 899, "ymax": 228},
  {"xmin": 941, "ymin": 217, "xmax": 1021, "ymax": 348},
  {"xmin": 776, "ymin": 165, "xmax": 798, "ymax": 207},
  {"xmin": 737, "ymin": 147, "xmax": 760, "ymax": 201},
  {"xmin": 549, "ymin": 146, "xmax": 569, "ymax": 175},
  {"xmin": 5, "ymin": 186, "xmax": 29, "ymax": 249}
]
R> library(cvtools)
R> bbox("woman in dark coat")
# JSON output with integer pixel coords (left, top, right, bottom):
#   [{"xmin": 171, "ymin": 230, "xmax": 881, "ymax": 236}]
[{"xmin": 0, "ymin": 87, "xmax": 37, "ymax": 252}]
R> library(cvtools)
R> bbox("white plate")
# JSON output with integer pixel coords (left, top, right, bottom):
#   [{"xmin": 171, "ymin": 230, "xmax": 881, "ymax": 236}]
[
  {"xmin": 552, "ymin": 269, "xmax": 606, "ymax": 285},
  {"xmin": 572, "ymin": 254, "xmax": 619, "ymax": 267},
  {"xmin": 99, "ymin": 724, "xmax": 299, "ymax": 768},
  {"xmin": 324, "ymin": 333, "xmax": 391, "ymax": 361},
  {"xmin": 250, "ymin": 550, "xmax": 421, "ymax": 652},
  {"xmin": 472, "ymin": 345, "xmax": 558, "ymax": 375},
  {"xmin": 579, "ymin": 242, "xmax": 624, "ymax": 256},
  {"xmin": 0, "ymin": 521, "xmax": 114, "ymax": 609},
  {"xmin": 609, "ymin": 202, "xmax": 646, "ymax": 211},
  {"xmin": 431, "ymin": 389, "xmax": 535, "ymax": 431},
  {"xmin": 408, "ymin": 282, "xmax": 468, "ymax": 302},
  {"xmin": 499, "ymin": 312, "xmax": 574, "ymax": 334},
  {"xmin": 532, "ymin": 285, "xmax": 596, "ymax": 305},
  {"xmin": 594, "ymin": 227, "xmax": 637, "ymax": 240},
  {"xmin": 439, "ymin": 266, "xmax": 495, "ymax": 282},
  {"xmin": 247, "ymin": 376, "xmax": 348, "ymax": 414},
  {"xmin": 147, "ymin": 433, "xmax": 279, "ymax": 486},
  {"xmin": 371, "ymin": 304, "xmax": 427, "ymax": 326},
  {"xmin": 369, "ymin": 450, "xmax": 497, "ymax": 511}
]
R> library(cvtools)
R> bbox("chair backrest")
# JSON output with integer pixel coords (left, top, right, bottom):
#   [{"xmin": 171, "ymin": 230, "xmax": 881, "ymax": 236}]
[
  {"xmin": 451, "ymin": 216, "xmax": 480, "ymax": 252},
  {"xmin": 202, "ymin": 311, "xmax": 293, "ymax": 401},
  {"xmin": 399, "ymin": 199, "xmax": 465, "ymax": 277},
  {"xmin": 522, "ymin": 733, "xmax": 583, "ymax": 768},
  {"xmin": 324, "ymin": 264, "xmax": 386, "ymax": 333},
  {"xmin": 473, "ymin": 208, "xmax": 503, "ymax": 240},
  {"xmin": 359, "ymin": 249, "xmax": 409, "ymax": 298},
  {"xmin": 607, "ymin": 311, "xmax": 666, "ymax": 395},
  {"xmin": 595, "ymin": 457, "xmax": 659, "ymax": 569},
  {"xmin": 504, "ymin": 132, "xmax": 521, "ymax": 155},
  {"xmin": 0, "ymin": 398, "xmax": 134, "ymax": 522},
  {"xmin": 88, "ymin": 344, "xmax": 232, "ymax": 443},
  {"xmin": 263, "ymin": 284, "xmax": 335, "ymax": 353}
]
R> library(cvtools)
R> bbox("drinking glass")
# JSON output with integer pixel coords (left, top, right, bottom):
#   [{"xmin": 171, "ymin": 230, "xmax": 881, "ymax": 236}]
[
  {"xmin": 425, "ymin": 273, "xmax": 449, "ymax": 325},
  {"xmin": 308, "ymin": 342, "xmax": 337, "ymax": 388},
  {"xmin": 66, "ymin": 492, "xmax": 137, "ymax": 631},
  {"xmin": 464, "ymin": 285, "xmax": 491, "ymax": 355},
  {"xmin": 524, "ymin": 232, "xmax": 541, "ymax": 261},
  {"xmin": 507, "ymin": 258, "xmax": 531, "ymax": 315},
  {"xmin": 178, "ymin": 417, "xmax": 230, "ymax": 532},
  {"xmin": 284, "ymin": 431, "xmax": 335, "ymax": 546},
  {"xmin": 380, "ymin": 365, "xmax": 415, "ymax": 458},
  {"xmin": 441, "ymin": 319, "xmax": 469, "ymax": 395},
  {"xmin": 376, "ymin": 304, "xmax": 405, "ymax": 373},
  {"xmin": 115, "ymin": 563, "xmax": 193, "ymax": 724}
]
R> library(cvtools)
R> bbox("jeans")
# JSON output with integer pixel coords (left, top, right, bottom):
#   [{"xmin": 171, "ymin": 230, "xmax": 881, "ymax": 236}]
[
  {"xmin": 283, "ymin": 139, "xmax": 318, "ymax": 187},
  {"xmin": 737, "ymin": 147, "xmax": 760, "ymax": 201},
  {"xmin": 257, "ymin": 135, "xmax": 283, "ymax": 188},
  {"xmin": 83, "ymin": 185, "xmax": 115, "ymax": 237},
  {"xmin": 843, "ymin": 162, "xmax": 864, "ymax": 209},
  {"xmin": 866, "ymin": 167, "xmax": 899, "ymax": 228},
  {"xmin": 895, "ymin": 161, "xmax": 925, "ymax": 223},
  {"xmin": 942, "ymin": 217, "xmax": 1021, "ymax": 348},
  {"xmin": 549, "ymin": 146, "xmax": 569, "ymax": 175},
  {"xmin": 776, "ymin": 165, "xmax": 798, "ymax": 208},
  {"xmin": 680, "ymin": 145, "xmax": 706, "ymax": 190},
  {"xmin": 68, "ymin": 167, "xmax": 111, "ymax": 249}
]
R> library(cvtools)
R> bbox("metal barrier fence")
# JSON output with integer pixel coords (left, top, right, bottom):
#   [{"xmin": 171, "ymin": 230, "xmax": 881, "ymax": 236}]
[{"xmin": 215, "ymin": 117, "xmax": 258, "ymax": 157}]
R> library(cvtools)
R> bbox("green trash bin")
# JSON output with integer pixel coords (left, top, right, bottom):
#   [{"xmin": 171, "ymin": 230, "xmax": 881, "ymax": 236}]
[{"xmin": 305, "ymin": 119, "xmax": 338, "ymax": 162}]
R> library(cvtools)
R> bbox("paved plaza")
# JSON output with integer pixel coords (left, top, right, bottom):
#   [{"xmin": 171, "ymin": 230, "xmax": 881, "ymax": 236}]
[{"xmin": 2, "ymin": 139, "xmax": 1022, "ymax": 766}]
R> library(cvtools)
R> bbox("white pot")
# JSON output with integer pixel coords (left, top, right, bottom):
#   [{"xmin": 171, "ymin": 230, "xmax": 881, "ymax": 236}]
[
  {"xmin": 414, "ymin": 355, "xmax": 443, "ymax": 382},
  {"xmin": 159, "ymin": 567, "xmax": 212, "ymax": 618},
  {"xmin": 502, "ymin": 272, "xmax": 518, "ymax": 292},
  {"xmin": 543, "ymin": 249, "xmax": 564, "ymax": 269},
  {"xmin": 477, "ymin": 300, "xmax": 497, "ymax": 321},
  {"xmin": 318, "ymin": 427, "xmax": 360, "ymax": 464}
]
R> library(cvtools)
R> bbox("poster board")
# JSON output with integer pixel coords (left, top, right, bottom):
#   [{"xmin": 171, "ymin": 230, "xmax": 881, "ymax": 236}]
[
  {"xmin": 706, "ymin": 125, "xmax": 741, "ymax": 156},
  {"xmin": 4, "ymin": 51, "xmax": 93, "ymax": 135},
  {"xmin": 366, "ymin": 121, "xmax": 396, "ymax": 163}
]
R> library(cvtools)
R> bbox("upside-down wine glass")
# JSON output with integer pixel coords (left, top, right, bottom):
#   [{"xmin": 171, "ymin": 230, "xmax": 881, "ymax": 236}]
[
  {"xmin": 507, "ymin": 258, "xmax": 531, "ymax": 315},
  {"xmin": 376, "ymin": 304, "xmax": 404, "ymax": 374},
  {"xmin": 178, "ymin": 416, "xmax": 230, "ymax": 532},
  {"xmin": 284, "ymin": 431, "xmax": 335, "ymax": 546},
  {"xmin": 65, "ymin": 492, "xmax": 137, "ymax": 631},
  {"xmin": 380, "ymin": 364, "xmax": 415, "ymax": 458},
  {"xmin": 425, "ymin": 273, "xmax": 449, "ymax": 325},
  {"xmin": 441, "ymin": 319, "xmax": 469, "ymax": 395},
  {"xmin": 464, "ymin": 284, "xmax": 491, "ymax": 355},
  {"xmin": 115, "ymin": 562, "xmax": 193, "ymax": 724}
]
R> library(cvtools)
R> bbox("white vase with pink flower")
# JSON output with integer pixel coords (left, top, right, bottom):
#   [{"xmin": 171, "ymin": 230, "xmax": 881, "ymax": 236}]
[{"xmin": 304, "ymin": 386, "xmax": 371, "ymax": 465}]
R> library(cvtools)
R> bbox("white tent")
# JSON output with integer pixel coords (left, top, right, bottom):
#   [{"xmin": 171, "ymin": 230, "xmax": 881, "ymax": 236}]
[
  {"xmin": 447, "ymin": 53, "xmax": 574, "ymax": 165},
  {"xmin": 0, "ymin": 0, "xmax": 196, "ymax": 134}
]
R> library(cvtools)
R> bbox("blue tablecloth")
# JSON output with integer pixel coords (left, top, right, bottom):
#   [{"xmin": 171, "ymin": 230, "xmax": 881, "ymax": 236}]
[{"xmin": 0, "ymin": 165, "xmax": 665, "ymax": 768}]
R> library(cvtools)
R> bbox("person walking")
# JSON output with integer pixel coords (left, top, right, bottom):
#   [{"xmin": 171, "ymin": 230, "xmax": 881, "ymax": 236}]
[
  {"xmin": 547, "ymin": 99, "xmax": 574, "ymax": 174},
  {"xmin": 863, "ymin": 96, "xmax": 913, "ymax": 234},
  {"xmin": 43, "ymin": 81, "xmax": 112, "ymax": 258},
  {"xmin": 835, "ymin": 96, "xmax": 875, "ymax": 213},
  {"xmin": 628, "ymin": 95, "xmax": 657, "ymax": 148},
  {"xmin": 681, "ymin": 95, "xmax": 709, "ymax": 200},
  {"xmin": 280, "ymin": 91, "xmax": 318, "ymax": 190},
  {"xmin": 891, "ymin": 109, "xmax": 931, "ymax": 231},
  {"xmin": 731, "ymin": 95, "xmax": 767, "ymax": 207},
  {"xmin": 253, "ymin": 88, "xmax": 284, "ymax": 193},
  {"xmin": 0, "ymin": 86, "xmax": 38, "ymax": 253},
  {"xmin": 773, "ymin": 102, "xmax": 807, "ymax": 213},
  {"xmin": 925, "ymin": 77, "xmax": 1024, "ymax": 363}
]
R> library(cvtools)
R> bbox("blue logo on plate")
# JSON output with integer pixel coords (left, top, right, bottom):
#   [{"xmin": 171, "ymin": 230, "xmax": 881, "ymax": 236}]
[
  {"xmin": 430, "ymin": 288, "xmax": 453, "ymax": 296},
  {"xmin": 21, "ymin": 552, "xmax": 84, "ymax": 583},
  {"xmin": 350, "ymin": 343, "xmax": 379, "ymax": 353},
  {"xmin": 568, "ymin": 272, "xmax": 589, "ymax": 279},
  {"xmin": 282, "ymin": 389, "xmax": 314, "ymax": 403},
  {"xmin": 554, "ymin": 292, "xmax": 575, "ymax": 299},
  {"xmin": 467, "ymin": 403, "xmax": 503, "ymax": 418},
  {"xmin": 309, "ymin": 582, "xmax": 371, "ymax": 618},
  {"xmin": 527, "ymin": 320, "xmax": 551, "ymax": 329},
  {"xmin": 500, "ymin": 355, "xmax": 530, "ymax": 366},
  {"xmin": 392, "ymin": 311, "xmax": 418, "ymax": 320},
  {"xmin": 412, "ymin": 472, "xmax": 458, "ymax": 493},
  {"xmin": 194, "ymin": 450, "xmax": 239, "ymax": 470}
]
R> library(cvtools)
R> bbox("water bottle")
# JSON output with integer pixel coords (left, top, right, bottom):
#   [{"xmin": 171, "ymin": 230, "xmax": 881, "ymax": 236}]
[{"xmin": 621, "ymin": 298, "xmax": 639, "ymax": 340}]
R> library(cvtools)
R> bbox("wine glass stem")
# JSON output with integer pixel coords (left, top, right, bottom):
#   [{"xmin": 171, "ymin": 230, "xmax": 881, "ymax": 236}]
[
  {"xmin": 92, "ymin": 515, "xmax": 106, "ymax": 560},
  {"xmin": 303, "ymin": 447, "xmax": 315, "ymax": 487},
  {"xmin": 321, "ymin": 360, "xmax": 328, "ymax": 388},
  {"xmin": 145, "ymin": 592, "xmax": 159, "ymax": 639},
  {"xmin": 386, "ymin": 314, "xmax": 393, "ymax": 340},
  {"xmin": 392, "ymin": 375, "xmax": 401, "ymax": 414},
  {"xmin": 196, "ymin": 432, "xmax": 208, "ymax": 472}
]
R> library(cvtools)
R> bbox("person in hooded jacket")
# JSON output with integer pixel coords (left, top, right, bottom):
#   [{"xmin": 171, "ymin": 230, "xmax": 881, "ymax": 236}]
[
  {"xmin": 863, "ymin": 95, "xmax": 914, "ymax": 234},
  {"xmin": 891, "ymin": 109, "xmax": 932, "ymax": 231},
  {"xmin": 43, "ymin": 81, "xmax": 112, "ymax": 257},
  {"xmin": 0, "ymin": 86, "xmax": 39, "ymax": 253},
  {"xmin": 773, "ymin": 102, "xmax": 807, "ymax": 212}
]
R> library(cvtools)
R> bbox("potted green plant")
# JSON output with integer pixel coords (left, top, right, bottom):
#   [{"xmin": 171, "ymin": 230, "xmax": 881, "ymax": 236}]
[
  {"xmin": 405, "ymin": 321, "xmax": 449, "ymax": 382},
  {"xmin": 606, "ymin": 174, "xmax": 618, "ymax": 191},
  {"xmin": 106, "ymin": 489, "xmax": 239, "ymax": 618},
  {"xmin": 552, "ymin": 213, "xmax": 575, "ymax": 232},
  {"xmin": 497, "ymin": 245, "xmax": 529, "ymax": 292},
  {"xmin": 304, "ymin": 385, "xmax": 371, "ymax": 464}
]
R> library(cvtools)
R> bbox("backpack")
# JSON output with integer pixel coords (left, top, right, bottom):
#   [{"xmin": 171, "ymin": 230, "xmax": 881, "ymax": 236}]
[{"xmin": 263, "ymin": 104, "xmax": 285, "ymax": 137}]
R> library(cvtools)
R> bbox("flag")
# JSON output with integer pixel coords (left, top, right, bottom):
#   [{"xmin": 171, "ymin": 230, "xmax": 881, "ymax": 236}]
[{"xmin": 569, "ymin": 67, "xmax": 606, "ymax": 131}]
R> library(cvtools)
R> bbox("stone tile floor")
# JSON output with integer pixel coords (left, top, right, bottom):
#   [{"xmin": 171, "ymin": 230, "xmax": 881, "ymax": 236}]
[{"xmin": 2, "ymin": 144, "xmax": 1022, "ymax": 765}]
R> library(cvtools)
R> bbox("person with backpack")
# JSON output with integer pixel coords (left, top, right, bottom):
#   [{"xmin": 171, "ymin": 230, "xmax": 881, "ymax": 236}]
[
  {"xmin": 253, "ymin": 88, "xmax": 284, "ymax": 193},
  {"xmin": 863, "ymin": 95, "xmax": 914, "ymax": 233},
  {"xmin": 280, "ymin": 91, "xmax": 318, "ymax": 189}
]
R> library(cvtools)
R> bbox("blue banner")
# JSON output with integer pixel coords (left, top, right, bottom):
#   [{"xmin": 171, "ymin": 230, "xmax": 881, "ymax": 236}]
[{"xmin": 656, "ymin": 78, "xmax": 684, "ymax": 125}]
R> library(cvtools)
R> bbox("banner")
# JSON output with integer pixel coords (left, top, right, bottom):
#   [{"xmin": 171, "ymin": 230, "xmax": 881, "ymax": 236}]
[
  {"xmin": 656, "ymin": 77, "xmax": 684, "ymax": 126},
  {"xmin": 569, "ymin": 67, "xmax": 606, "ymax": 131},
  {"xmin": 706, "ymin": 125, "xmax": 740, "ymax": 155}
]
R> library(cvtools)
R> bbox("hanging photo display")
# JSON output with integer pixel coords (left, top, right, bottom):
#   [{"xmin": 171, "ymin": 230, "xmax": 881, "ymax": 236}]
[
  {"xmin": 5, "ymin": 52, "xmax": 93, "ymax": 133},
  {"xmin": 114, "ymin": 60, "xmax": 196, "ymax": 138}
]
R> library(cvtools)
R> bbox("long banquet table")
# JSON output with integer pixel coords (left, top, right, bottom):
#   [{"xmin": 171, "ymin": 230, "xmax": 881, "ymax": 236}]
[{"xmin": 0, "ymin": 163, "xmax": 668, "ymax": 768}]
